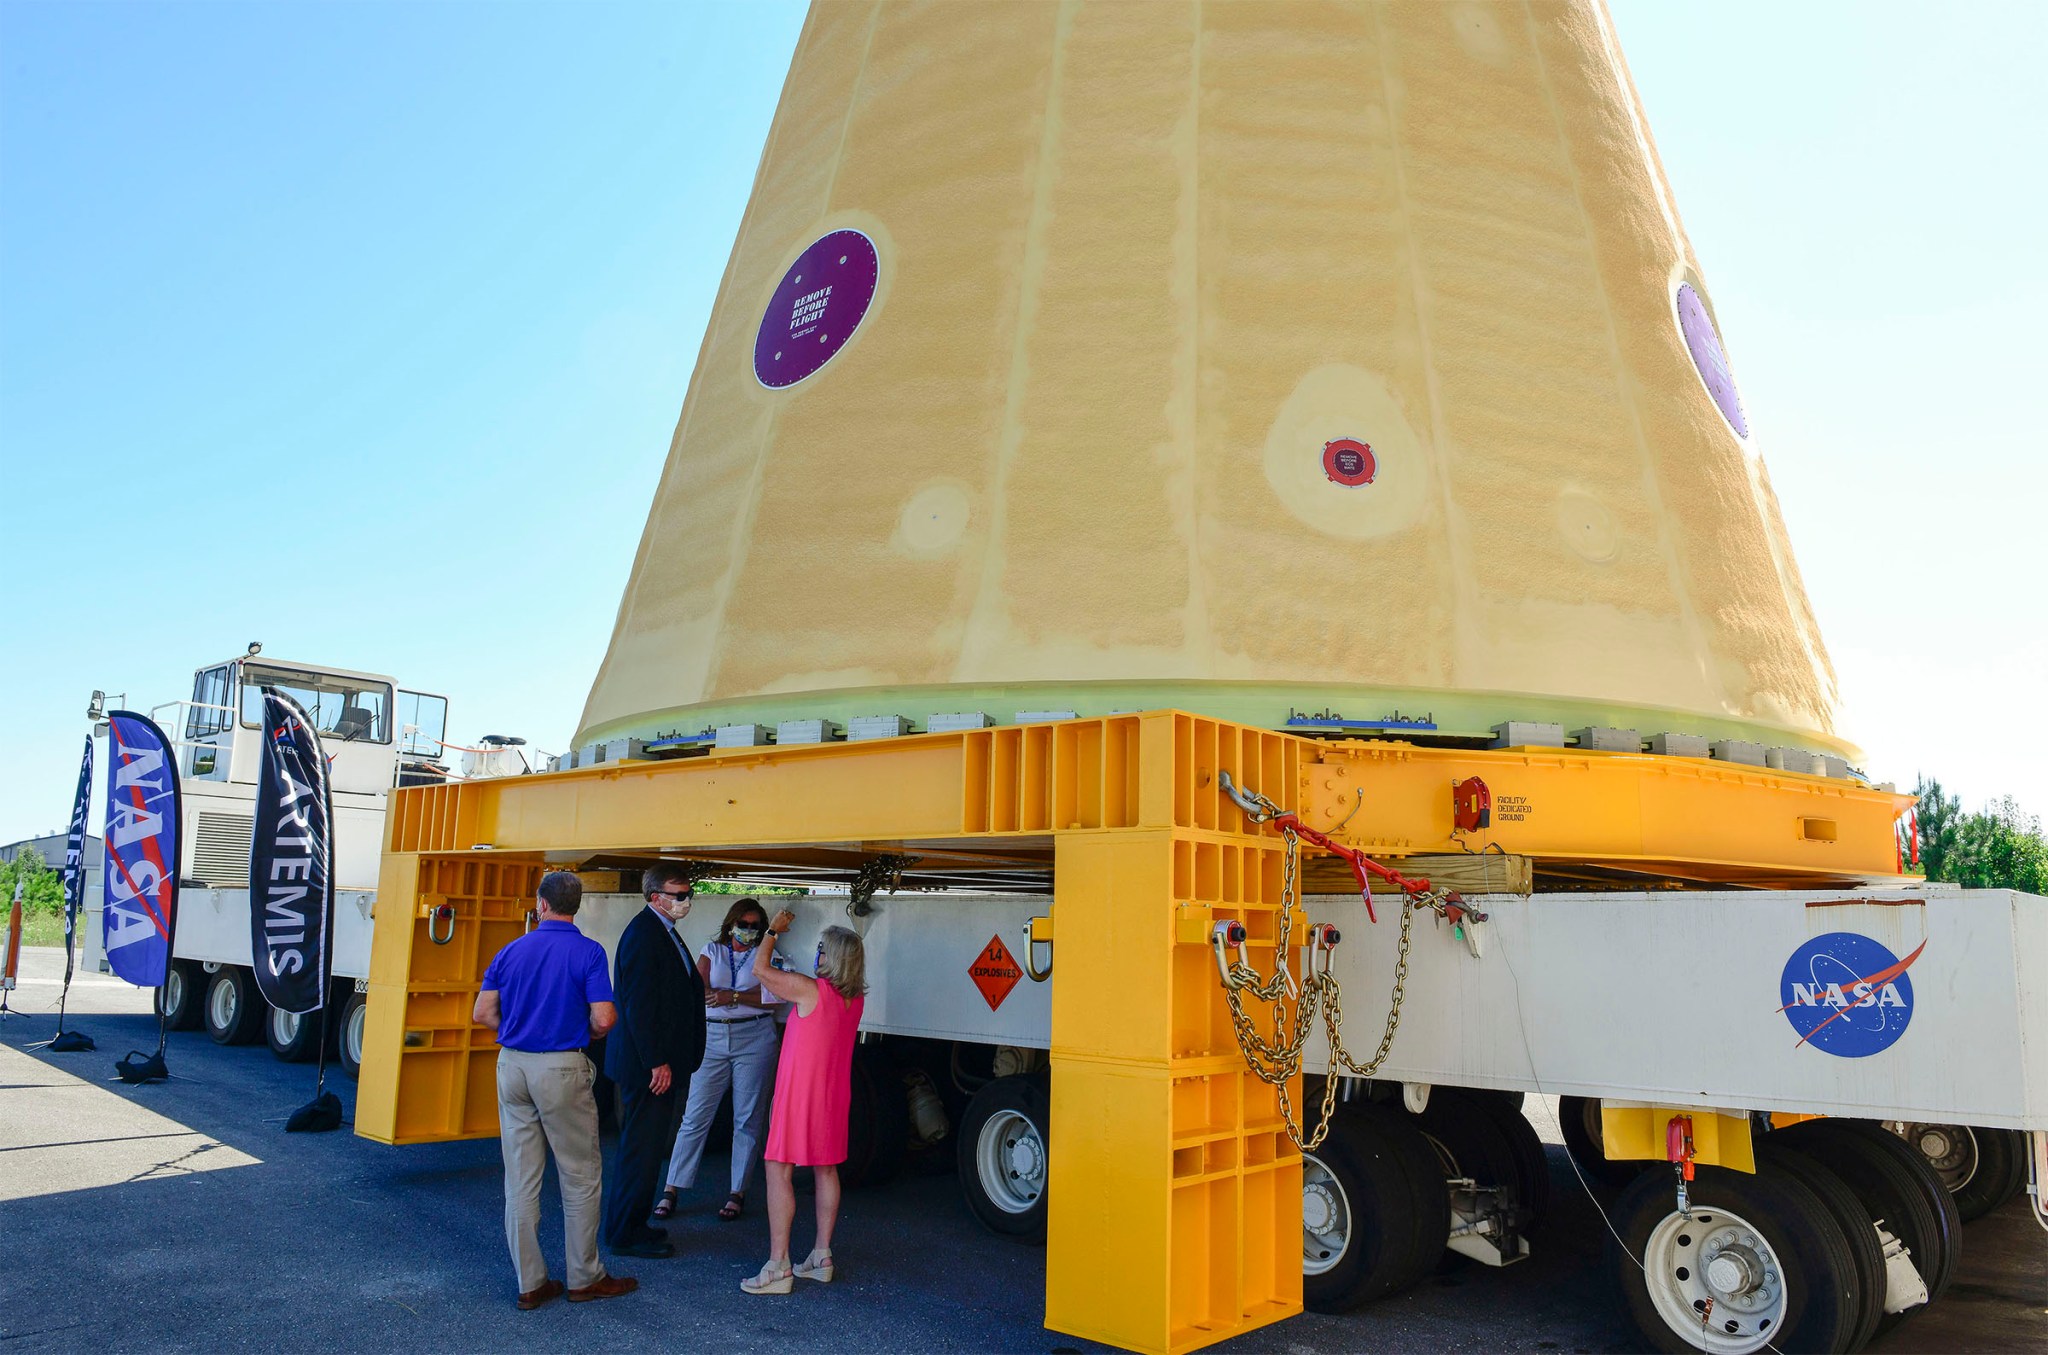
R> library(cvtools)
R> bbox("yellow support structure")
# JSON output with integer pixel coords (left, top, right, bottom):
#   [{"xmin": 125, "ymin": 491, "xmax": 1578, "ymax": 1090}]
[
  {"xmin": 1600, "ymin": 1104, "xmax": 1757, "ymax": 1174},
  {"xmin": 356, "ymin": 710, "xmax": 1908, "ymax": 1352}
]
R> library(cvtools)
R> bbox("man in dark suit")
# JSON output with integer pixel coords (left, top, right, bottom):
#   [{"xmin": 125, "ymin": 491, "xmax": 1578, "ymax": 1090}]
[{"xmin": 601, "ymin": 863, "xmax": 707, "ymax": 1258}]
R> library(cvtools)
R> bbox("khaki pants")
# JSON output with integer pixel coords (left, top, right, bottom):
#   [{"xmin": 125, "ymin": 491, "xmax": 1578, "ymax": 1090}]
[{"xmin": 497, "ymin": 1048, "xmax": 606, "ymax": 1292}]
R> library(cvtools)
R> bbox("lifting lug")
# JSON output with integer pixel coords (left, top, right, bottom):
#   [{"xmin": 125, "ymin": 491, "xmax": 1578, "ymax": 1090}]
[
  {"xmin": 1023, "ymin": 915, "xmax": 1054, "ymax": 982},
  {"xmin": 1211, "ymin": 919, "xmax": 1249, "ymax": 986},
  {"xmin": 426, "ymin": 902, "xmax": 456, "ymax": 946},
  {"xmin": 1309, "ymin": 922, "xmax": 1341, "ymax": 978},
  {"xmin": 1667, "ymin": 1114, "xmax": 1696, "ymax": 1215}
]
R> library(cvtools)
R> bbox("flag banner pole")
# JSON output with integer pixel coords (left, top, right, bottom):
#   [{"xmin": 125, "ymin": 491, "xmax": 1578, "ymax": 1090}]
[
  {"xmin": 0, "ymin": 878, "xmax": 26, "ymax": 1021},
  {"xmin": 252, "ymin": 688, "xmax": 342, "ymax": 1133},
  {"xmin": 103, "ymin": 712, "xmax": 182, "ymax": 1084},
  {"xmin": 37, "ymin": 736, "xmax": 99, "ymax": 1052}
]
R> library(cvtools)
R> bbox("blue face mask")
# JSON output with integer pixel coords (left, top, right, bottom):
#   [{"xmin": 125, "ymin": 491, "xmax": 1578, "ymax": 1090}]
[{"xmin": 815, "ymin": 943, "xmax": 827, "ymax": 977}]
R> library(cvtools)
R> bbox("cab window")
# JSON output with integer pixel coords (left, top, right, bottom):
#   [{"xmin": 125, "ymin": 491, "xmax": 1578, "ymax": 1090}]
[
  {"xmin": 396, "ymin": 690, "xmax": 449, "ymax": 757},
  {"xmin": 186, "ymin": 664, "xmax": 234, "ymax": 738},
  {"xmin": 239, "ymin": 665, "xmax": 392, "ymax": 744}
]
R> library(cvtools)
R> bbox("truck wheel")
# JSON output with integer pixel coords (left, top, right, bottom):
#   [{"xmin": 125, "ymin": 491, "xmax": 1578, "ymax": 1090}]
[
  {"xmin": 157, "ymin": 960, "xmax": 205, "ymax": 1031},
  {"xmin": 957, "ymin": 1074, "xmax": 1049, "ymax": 1240},
  {"xmin": 204, "ymin": 967, "xmax": 263, "ymax": 1045},
  {"xmin": 265, "ymin": 1004, "xmax": 324, "ymax": 1062},
  {"xmin": 1558, "ymin": 1095, "xmax": 1647, "ymax": 1189},
  {"xmin": 1773, "ymin": 1119, "xmax": 1956, "ymax": 1330},
  {"xmin": 1415, "ymin": 1087, "xmax": 1542, "ymax": 1232},
  {"xmin": 1464, "ymin": 1089, "xmax": 1552, "ymax": 1230},
  {"xmin": 1757, "ymin": 1141, "xmax": 1885, "ymax": 1352},
  {"xmin": 336, "ymin": 990, "xmax": 368, "ymax": 1079},
  {"xmin": 1302, "ymin": 1103, "xmax": 1449, "ymax": 1312},
  {"xmin": 842, "ymin": 1042, "xmax": 910, "ymax": 1189},
  {"xmin": 1889, "ymin": 1122, "xmax": 2026, "ymax": 1223},
  {"xmin": 1611, "ymin": 1162, "xmax": 1863, "ymax": 1354}
]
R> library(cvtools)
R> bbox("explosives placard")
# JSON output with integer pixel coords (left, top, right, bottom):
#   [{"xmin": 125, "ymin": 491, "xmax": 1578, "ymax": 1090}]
[{"xmin": 969, "ymin": 934, "xmax": 1024, "ymax": 1012}]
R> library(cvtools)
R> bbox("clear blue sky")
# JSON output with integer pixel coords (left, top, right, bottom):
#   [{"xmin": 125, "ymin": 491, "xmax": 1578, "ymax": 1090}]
[{"xmin": 2, "ymin": 1, "xmax": 2042, "ymax": 843}]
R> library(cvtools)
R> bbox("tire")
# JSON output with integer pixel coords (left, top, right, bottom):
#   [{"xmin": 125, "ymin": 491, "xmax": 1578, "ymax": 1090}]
[
  {"xmin": 157, "ymin": 959, "xmax": 205, "ymax": 1031},
  {"xmin": 1890, "ymin": 1122, "xmax": 2027, "ymax": 1223},
  {"xmin": 336, "ymin": 990, "xmax": 368, "ymax": 1079},
  {"xmin": 265, "ymin": 1003, "xmax": 325, "ymax": 1062},
  {"xmin": 1611, "ymin": 1161, "xmax": 1864, "ymax": 1354},
  {"xmin": 957, "ymin": 1073, "xmax": 1050, "ymax": 1239},
  {"xmin": 1774, "ymin": 1119, "xmax": 1957, "ymax": 1329},
  {"xmin": 1415, "ymin": 1087, "xmax": 1543, "ymax": 1233},
  {"xmin": 1558, "ymin": 1095, "xmax": 1647, "ymax": 1189},
  {"xmin": 1469, "ymin": 1091, "xmax": 1552, "ymax": 1230},
  {"xmin": 203, "ymin": 967, "xmax": 263, "ymax": 1045},
  {"xmin": 842, "ymin": 1042, "xmax": 911, "ymax": 1189},
  {"xmin": 1758, "ymin": 1141, "xmax": 1885, "ymax": 1352},
  {"xmin": 1302, "ymin": 1102, "xmax": 1449, "ymax": 1312}
]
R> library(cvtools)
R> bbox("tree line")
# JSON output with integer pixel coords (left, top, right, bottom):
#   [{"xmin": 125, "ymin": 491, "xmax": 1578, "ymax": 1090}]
[{"xmin": 1912, "ymin": 779, "xmax": 2047, "ymax": 894}]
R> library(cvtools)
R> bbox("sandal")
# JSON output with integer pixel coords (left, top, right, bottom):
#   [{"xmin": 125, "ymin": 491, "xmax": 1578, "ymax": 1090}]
[
  {"xmin": 651, "ymin": 1189, "xmax": 678, "ymax": 1221},
  {"xmin": 740, "ymin": 1259, "xmax": 792, "ymax": 1295},
  {"xmin": 794, "ymin": 1248, "xmax": 834, "ymax": 1283},
  {"xmin": 717, "ymin": 1191, "xmax": 745, "ymax": 1222}
]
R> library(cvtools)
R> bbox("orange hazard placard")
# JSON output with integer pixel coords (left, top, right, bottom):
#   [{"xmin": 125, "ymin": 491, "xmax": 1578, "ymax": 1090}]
[{"xmin": 969, "ymin": 934, "xmax": 1024, "ymax": 1011}]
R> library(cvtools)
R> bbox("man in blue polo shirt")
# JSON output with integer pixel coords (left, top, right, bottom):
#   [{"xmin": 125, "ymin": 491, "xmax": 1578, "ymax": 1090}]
[{"xmin": 474, "ymin": 871, "xmax": 635, "ymax": 1310}]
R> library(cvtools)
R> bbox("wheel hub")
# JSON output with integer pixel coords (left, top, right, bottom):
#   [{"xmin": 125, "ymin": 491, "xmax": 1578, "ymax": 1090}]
[
  {"xmin": 1303, "ymin": 1182, "xmax": 1339, "ymax": 1234},
  {"xmin": 1644, "ymin": 1208, "xmax": 1786, "ymax": 1353}
]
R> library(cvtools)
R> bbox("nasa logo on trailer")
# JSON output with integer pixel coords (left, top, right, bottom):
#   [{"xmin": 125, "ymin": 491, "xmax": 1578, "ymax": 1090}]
[
  {"xmin": 1776, "ymin": 931, "xmax": 1924, "ymax": 1057},
  {"xmin": 1322, "ymin": 438, "xmax": 1377, "ymax": 487}
]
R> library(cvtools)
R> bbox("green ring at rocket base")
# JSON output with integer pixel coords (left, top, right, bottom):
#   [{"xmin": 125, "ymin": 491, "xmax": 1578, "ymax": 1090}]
[{"xmin": 576, "ymin": 679, "xmax": 1860, "ymax": 765}]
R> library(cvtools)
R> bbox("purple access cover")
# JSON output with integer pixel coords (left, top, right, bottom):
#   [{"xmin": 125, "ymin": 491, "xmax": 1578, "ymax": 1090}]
[
  {"xmin": 754, "ymin": 229, "xmax": 880, "ymax": 389},
  {"xmin": 1675, "ymin": 282, "xmax": 1749, "ymax": 438}
]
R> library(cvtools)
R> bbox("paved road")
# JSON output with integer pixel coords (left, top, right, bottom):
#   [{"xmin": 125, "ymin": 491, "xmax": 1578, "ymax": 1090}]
[{"xmin": 3, "ymin": 948, "xmax": 2041, "ymax": 1353}]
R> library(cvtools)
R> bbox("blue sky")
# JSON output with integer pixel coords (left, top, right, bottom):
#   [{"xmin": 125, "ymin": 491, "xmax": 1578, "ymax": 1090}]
[{"xmin": 2, "ymin": 1, "xmax": 2041, "ymax": 843}]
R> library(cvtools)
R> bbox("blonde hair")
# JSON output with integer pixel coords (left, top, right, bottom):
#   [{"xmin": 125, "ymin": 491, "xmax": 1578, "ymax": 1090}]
[{"xmin": 817, "ymin": 925, "xmax": 868, "ymax": 999}]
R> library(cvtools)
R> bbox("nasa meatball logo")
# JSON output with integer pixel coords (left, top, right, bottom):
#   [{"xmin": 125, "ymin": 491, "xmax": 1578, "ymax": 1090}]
[
  {"xmin": 1777, "ymin": 931, "xmax": 1924, "ymax": 1057},
  {"xmin": 1322, "ymin": 438, "xmax": 1377, "ymax": 487}
]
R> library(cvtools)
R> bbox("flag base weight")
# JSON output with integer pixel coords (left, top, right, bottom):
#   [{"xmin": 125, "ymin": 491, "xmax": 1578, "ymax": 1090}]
[
  {"xmin": 48, "ymin": 1030, "xmax": 96, "ymax": 1052},
  {"xmin": 286, "ymin": 1091, "xmax": 344, "ymax": 1133},
  {"xmin": 115, "ymin": 1050, "xmax": 169, "ymax": 1084}
]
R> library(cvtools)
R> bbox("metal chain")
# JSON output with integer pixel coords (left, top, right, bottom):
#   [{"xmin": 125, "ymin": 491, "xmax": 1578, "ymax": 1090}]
[{"xmin": 1213, "ymin": 826, "xmax": 1421, "ymax": 1151}]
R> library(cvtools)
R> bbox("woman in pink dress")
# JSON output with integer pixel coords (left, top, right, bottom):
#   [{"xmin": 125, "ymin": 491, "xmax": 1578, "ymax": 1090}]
[{"xmin": 741, "ymin": 911, "xmax": 867, "ymax": 1295}]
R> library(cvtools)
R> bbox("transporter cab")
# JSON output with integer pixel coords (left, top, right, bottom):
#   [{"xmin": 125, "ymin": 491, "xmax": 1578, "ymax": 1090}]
[{"xmin": 87, "ymin": 648, "xmax": 529, "ymax": 1072}]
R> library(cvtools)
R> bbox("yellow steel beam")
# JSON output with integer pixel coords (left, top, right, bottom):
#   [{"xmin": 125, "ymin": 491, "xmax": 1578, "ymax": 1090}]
[
  {"xmin": 384, "ymin": 712, "xmax": 1907, "ymax": 886},
  {"xmin": 1297, "ymin": 741, "xmax": 1908, "ymax": 886}
]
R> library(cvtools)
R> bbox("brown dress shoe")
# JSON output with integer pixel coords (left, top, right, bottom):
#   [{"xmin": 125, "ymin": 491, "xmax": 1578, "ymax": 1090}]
[
  {"xmin": 567, "ymin": 1275, "xmax": 638, "ymax": 1303},
  {"xmin": 516, "ymin": 1279, "xmax": 565, "ymax": 1311}
]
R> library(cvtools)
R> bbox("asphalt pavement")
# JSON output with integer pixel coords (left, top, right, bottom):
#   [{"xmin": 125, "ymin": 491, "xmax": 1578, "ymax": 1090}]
[{"xmin": 3, "ymin": 948, "xmax": 2041, "ymax": 1353}]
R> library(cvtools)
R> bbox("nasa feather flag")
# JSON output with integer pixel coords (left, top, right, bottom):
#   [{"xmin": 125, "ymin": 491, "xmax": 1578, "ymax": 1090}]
[
  {"xmin": 103, "ymin": 711, "xmax": 183, "ymax": 1081},
  {"xmin": 44, "ymin": 737, "xmax": 98, "ymax": 1050},
  {"xmin": 250, "ymin": 688, "xmax": 344, "ymax": 1132}
]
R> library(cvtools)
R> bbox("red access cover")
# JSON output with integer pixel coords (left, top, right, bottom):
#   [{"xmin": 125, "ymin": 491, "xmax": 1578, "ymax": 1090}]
[
  {"xmin": 969, "ymin": 934, "xmax": 1024, "ymax": 1011},
  {"xmin": 1323, "ymin": 438, "xmax": 1377, "ymax": 487}
]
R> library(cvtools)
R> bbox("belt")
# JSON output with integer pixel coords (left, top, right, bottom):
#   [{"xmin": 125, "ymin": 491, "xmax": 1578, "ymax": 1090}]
[{"xmin": 707, "ymin": 1012, "xmax": 775, "ymax": 1025}]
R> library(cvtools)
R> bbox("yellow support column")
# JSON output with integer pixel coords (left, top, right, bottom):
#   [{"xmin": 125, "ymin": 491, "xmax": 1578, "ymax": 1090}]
[{"xmin": 1047, "ymin": 824, "xmax": 1301, "ymax": 1352}]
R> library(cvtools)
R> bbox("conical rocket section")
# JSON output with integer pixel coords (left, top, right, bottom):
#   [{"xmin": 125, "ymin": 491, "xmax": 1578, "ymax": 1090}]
[{"xmin": 578, "ymin": 0, "xmax": 1846, "ymax": 759}]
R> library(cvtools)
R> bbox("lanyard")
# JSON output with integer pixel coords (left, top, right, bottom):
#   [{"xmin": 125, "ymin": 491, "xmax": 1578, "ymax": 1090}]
[{"xmin": 724, "ymin": 943, "xmax": 753, "ymax": 990}]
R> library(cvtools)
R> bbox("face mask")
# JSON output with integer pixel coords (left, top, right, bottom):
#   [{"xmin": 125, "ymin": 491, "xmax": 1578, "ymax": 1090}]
[{"xmin": 732, "ymin": 927, "xmax": 763, "ymax": 947}]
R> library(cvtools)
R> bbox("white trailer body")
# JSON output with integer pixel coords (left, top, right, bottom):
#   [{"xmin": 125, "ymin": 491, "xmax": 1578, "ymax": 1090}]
[{"xmin": 571, "ymin": 884, "xmax": 2048, "ymax": 1132}]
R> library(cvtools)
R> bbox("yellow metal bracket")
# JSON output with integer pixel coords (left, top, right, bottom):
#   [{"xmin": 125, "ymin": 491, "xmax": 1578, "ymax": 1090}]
[{"xmin": 1601, "ymin": 1103, "xmax": 1756, "ymax": 1173}]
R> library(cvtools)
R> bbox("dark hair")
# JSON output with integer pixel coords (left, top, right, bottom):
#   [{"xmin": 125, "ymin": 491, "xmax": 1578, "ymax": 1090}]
[
  {"xmin": 713, "ymin": 897, "xmax": 769, "ymax": 947},
  {"xmin": 537, "ymin": 871, "xmax": 583, "ymax": 916},
  {"xmin": 641, "ymin": 862, "xmax": 695, "ymax": 900}
]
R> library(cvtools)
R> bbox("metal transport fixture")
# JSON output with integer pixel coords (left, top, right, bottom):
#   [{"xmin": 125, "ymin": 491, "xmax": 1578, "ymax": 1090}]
[{"xmin": 245, "ymin": 2, "xmax": 2048, "ymax": 1353}]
